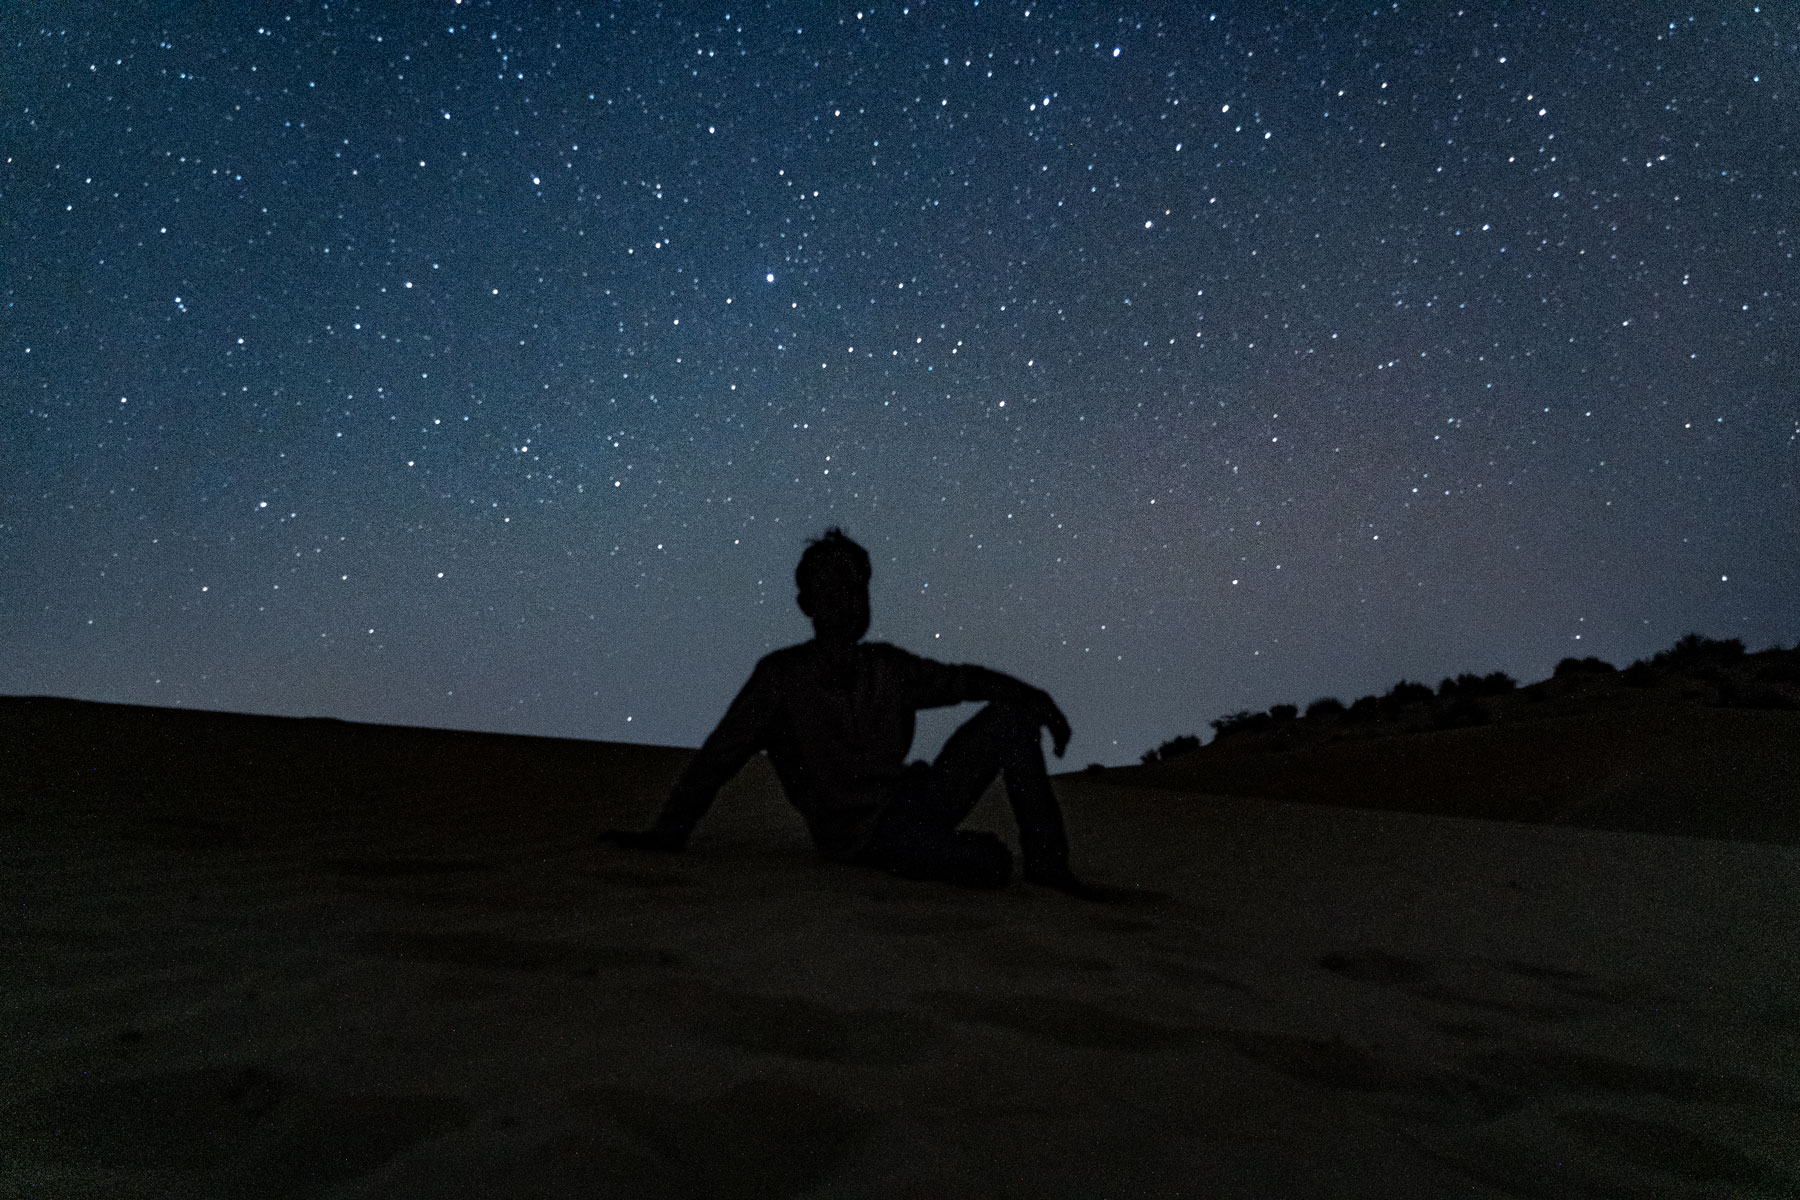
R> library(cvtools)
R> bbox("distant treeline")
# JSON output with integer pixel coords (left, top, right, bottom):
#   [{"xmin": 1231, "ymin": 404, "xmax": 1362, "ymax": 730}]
[{"xmin": 1139, "ymin": 633, "xmax": 1799, "ymax": 765}]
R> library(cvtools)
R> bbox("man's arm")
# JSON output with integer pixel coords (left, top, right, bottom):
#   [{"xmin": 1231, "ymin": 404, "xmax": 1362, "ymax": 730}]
[
  {"xmin": 898, "ymin": 652, "xmax": 1072, "ymax": 757},
  {"xmin": 953, "ymin": 665, "xmax": 1072, "ymax": 756},
  {"xmin": 603, "ymin": 664, "xmax": 773, "ymax": 851}
]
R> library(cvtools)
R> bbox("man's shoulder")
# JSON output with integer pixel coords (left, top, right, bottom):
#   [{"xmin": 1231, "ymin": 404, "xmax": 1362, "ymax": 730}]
[
  {"xmin": 751, "ymin": 641, "xmax": 820, "ymax": 675},
  {"xmin": 755, "ymin": 640, "xmax": 916, "ymax": 661},
  {"xmin": 862, "ymin": 640, "xmax": 925, "ymax": 660},
  {"xmin": 749, "ymin": 641, "xmax": 952, "ymax": 679},
  {"xmin": 862, "ymin": 641, "xmax": 958, "ymax": 675}
]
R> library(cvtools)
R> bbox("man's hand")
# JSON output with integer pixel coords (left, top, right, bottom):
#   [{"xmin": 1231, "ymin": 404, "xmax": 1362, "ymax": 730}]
[
  {"xmin": 597, "ymin": 828, "xmax": 685, "ymax": 853},
  {"xmin": 1028, "ymin": 688, "xmax": 1072, "ymax": 758},
  {"xmin": 966, "ymin": 666, "xmax": 1073, "ymax": 757}
]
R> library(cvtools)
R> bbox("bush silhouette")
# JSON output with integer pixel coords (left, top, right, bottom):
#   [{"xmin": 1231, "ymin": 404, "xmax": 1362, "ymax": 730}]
[
  {"xmin": 1210, "ymin": 710, "xmax": 1272, "ymax": 738},
  {"xmin": 1616, "ymin": 635, "xmax": 1743, "ymax": 687},
  {"xmin": 1138, "ymin": 632, "xmax": 1797, "ymax": 766},
  {"xmin": 1654, "ymin": 633, "xmax": 1745, "ymax": 667},
  {"xmin": 1381, "ymin": 681, "xmax": 1434, "ymax": 711},
  {"xmin": 1553, "ymin": 656, "xmax": 1616, "ymax": 679},
  {"xmin": 1439, "ymin": 671, "xmax": 1521, "ymax": 698},
  {"xmin": 1433, "ymin": 696, "xmax": 1491, "ymax": 730},
  {"xmin": 1753, "ymin": 647, "xmax": 1800, "ymax": 685},
  {"xmin": 1140, "ymin": 733, "xmax": 1202, "ymax": 765}
]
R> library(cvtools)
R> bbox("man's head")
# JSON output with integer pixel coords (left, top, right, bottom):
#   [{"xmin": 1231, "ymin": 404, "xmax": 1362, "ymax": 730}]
[{"xmin": 795, "ymin": 528, "xmax": 871, "ymax": 645}]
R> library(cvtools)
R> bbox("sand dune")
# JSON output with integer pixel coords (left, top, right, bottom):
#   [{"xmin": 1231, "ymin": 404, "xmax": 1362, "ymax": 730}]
[
  {"xmin": 1117, "ymin": 706, "xmax": 1800, "ymax": 845},
  {"xmin": 4, "ymin": 697, "xmax": 1797, "ymax": 1197}
]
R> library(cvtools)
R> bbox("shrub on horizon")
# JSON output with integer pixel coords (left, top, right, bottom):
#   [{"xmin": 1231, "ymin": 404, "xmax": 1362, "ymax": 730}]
[
  {"xmin": 1433, "ymin": 696, "xmax": 1491, "ymax": 730},
  {"xmin": 1438, "ymin": 671, "xmax": 1519, "ymax": 700},
  {"xmin": 1655, "ymin": 633, "xmax": 1746, "ymax": 667},
  {"xmin": 1553, "ymin": 656, "xmax": 1617, "ymax": 679},
  {"xmin": 1305, "ymin": 696, "xmax": 1346, "ymax": 719},
  {"xmin": 1381, "ymin": 680, "xmax": 1434, "ymax": 710},
  {"xmin": 1752, "ymin": 646, "xmax": 1800, "ymax": 685},
  {"xmin": 1270, "ymin": 703, "xmax": 1298, "ymax": 723},
  {"xmin": 1209, "ymin": 710, "xmax": 1272, "ymax": 738},
  {"xmin": 1160, "ymin": 733, "xmax": 1202, "ymax": 760},
  {"xmin": 1140, "ymin": 734, "xmax": 1202, "ymax": 764}
]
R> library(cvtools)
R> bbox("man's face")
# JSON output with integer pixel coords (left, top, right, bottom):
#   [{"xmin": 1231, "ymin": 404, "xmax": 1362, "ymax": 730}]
[{"xmin": 802, "ymin": 558, "xmax": 870, "ymax": 646}]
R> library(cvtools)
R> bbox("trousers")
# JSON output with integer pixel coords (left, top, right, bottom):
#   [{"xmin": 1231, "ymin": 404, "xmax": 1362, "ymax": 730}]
[{"xmin": 855, "ymin": 701, "xmax": 1071, "ymax": 888}]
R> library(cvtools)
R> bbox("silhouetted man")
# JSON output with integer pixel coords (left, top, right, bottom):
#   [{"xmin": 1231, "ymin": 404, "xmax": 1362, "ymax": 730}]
[{"xmin": 604, "ymin": 528, "xmax": 1100, "ymax": 895}]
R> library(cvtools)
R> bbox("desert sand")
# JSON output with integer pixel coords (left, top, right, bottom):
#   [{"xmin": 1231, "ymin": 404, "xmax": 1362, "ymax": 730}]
[{"xmin": 4, "ymin": 697, "xmax": 1797, "ymax": 1197}]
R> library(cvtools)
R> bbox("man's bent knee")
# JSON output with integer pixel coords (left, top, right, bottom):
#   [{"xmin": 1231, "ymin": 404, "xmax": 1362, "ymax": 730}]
[{"xmin": 974, "ymin": 699, "xmax": 1040, "ymax": 742}]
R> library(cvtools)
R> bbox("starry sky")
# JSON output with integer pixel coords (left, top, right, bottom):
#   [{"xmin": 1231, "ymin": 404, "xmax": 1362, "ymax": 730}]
[{"xmin": 4, "ymin": 2, "xmax": 1796, "ymax": 766}]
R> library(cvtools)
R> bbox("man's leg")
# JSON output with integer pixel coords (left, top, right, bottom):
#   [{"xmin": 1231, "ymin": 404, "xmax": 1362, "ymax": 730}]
[
  {"xmin": 925, "ymin": 700, "xmax": 1073, "ymax": 880},
  {"xmin": 883, "ymin": 703, "xmax": 1147, "ymax": 902},
  {"xmin": 861, "ymin": 767, "xmax": 1012, "ymax": 889}
]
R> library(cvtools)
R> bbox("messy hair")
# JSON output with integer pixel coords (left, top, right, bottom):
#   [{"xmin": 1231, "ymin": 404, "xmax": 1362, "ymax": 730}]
[{"xmin": 795, "ymin": 527, "xmax": 871, "ymax": 594}]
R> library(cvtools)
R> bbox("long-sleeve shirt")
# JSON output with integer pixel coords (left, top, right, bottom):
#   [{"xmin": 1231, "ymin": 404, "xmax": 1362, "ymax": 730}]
[{"xmin": 652, "ymin": 640, "xmax": 991, "ymax": 858}]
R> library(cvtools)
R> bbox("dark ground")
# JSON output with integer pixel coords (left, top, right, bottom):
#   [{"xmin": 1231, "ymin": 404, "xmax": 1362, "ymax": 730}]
[{"xmin": 4, "ymin": 695, "xmax": 1797, "ymax": 1197}]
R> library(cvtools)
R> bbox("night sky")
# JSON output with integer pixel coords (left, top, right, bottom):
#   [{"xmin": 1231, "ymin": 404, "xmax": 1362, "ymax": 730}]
[{"xmin": 5, "ymin": 3, "xmax": 1796, "ymax": 766}]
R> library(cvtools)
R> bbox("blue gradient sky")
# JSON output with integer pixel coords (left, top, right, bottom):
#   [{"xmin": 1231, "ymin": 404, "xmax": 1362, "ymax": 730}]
[{"xmin": 4, "ymin": 2, "xmax": 1795, "ymax": 763}]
